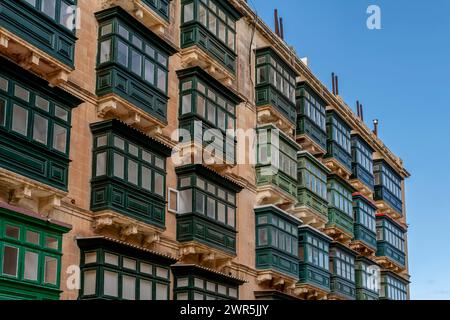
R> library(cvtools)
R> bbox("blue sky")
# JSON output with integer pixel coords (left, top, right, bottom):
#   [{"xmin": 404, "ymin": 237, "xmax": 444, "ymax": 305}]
[{"xmin": 251, "ymin": 0, "xmax": 450, "ymax": 300}]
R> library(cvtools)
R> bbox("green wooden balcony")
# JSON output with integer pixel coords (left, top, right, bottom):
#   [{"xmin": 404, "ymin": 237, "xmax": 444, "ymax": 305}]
[
  {"xmin": 0, "ymin": 202, "xmax": 71, "ymax": 300},
  {"xmin": 142, "ymin": 0, "xmax": 171, "ymax": 21},
  {"xmin": 0, "ymin": 0, "xmax": 77, "ymax": 68},
  {"xmin": 375, "ymin": 214, "xmax": 406, "ymax": 270},
  {"xmin": 297, "ymin": 226, "xmax": 331, "ymax": 298},
  {"xmin": 90, "ymin": 119, "xmax": 171, "ymax": 229},
  {"xmin": 324, "ymin": 110, "xmax": 352, "ymax": 178},
  {"xmin": 295, "ymin": 151, "xmax": 329, "ymax": 227},
  {"xmin": 77, "ymin": 236, "xmax": 175, "ymax": 300},
  {"xmin": 296, "ymin": 82, "xmax": 327, "ymax": 155},
  {"xmin": 177, "ymin": 67, "xmax": 242, "ymax": 167},
  {"xmin": 374, "ymin": 160, "xmax": 403, "ymax": 217},
  {"xmin": 379, "ymin": 271, "xmax": 409, "ymax": 300},
  {"xmin": 180, "ymin": 0, "xmax": 241, "ymax": 75},
  {"xmin": 255, "ymin": 206, "xmax": 300, "ymax": 279},
  {"xmin": 325, "ymin": 176, "xmax": 355, "ymax": 242},
  {"xmin": 0, "ymin": 57, "xmax": 82, "ymax": 191},
  {"xmin": 95, "ymin": 7, "xmax": 177, "ymax": 126},
  {"xmin": 350, "ymin": 135, "xmax": 374, "ymax": 194},
  {"xmin": 329, "ymin": 243, "xmax": 356, "ymax": 300},
  {"xmin": 355, "ymin": 257, "xmax": 379, "ymax": 300},
  {"xmin": 172, "ymin": 264, "xmax": 244, "ymax": 300},
  {"xmin": 255, "ymin": 47, "xmax": 297, "ymax": 133},
  {"xmin": 352, "ymin": 193, "xmax": 377, "ymax": 253},
  {"xmin": 256, "ymin": 125, "xmax": 300, "ymax": 205},
  {"xmin": 175, "ymin": 164, "xmax": 242, "ymax": 255}
]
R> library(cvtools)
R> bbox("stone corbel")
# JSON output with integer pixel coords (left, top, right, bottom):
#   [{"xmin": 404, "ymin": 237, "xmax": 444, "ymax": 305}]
[
  {"xmin": 39, "ymin": 194, "xmax": 61, "ymax": 216},
  {"xmin": 256, "ymin": 273, "xmax": 272, "ymax": 284},
  {"xmin": 179, "ymin": 245, "xmax": 196, "ymax": 258},
  {"xmin": 255, "ymin": 190, "xmax": 272, "ymax": 205},
  {"xmin": 19, "ymin": 52, "xmax": 40, "ymax": 70},
  {"xmin": 146, "ymin": 124, "xmax": 163, "ymax": 136},
  {"xmin": 9, "ymin": 185, "xmax": 36, "ymax": 211},
  {"xmin": 142, "ymin": 233, "xmax": 160, "ymax": 247},
  {"xmin": 120, "ymin": 224, "xmax": 139, "ymax": 240},
  {"xmin": 93, "ymin": 215, "xmax": 114, "ymax": 230},
  {"xmin": 125, "ymin": 112, "xmax": 141, "ymax": 126},
  {"xmin": 0, "ymin": 34, "xmax": 9, "ymax": 48},
  {"xmin": 98, "ymin": 100, "xmax": 118, "ymax": 117},
  {"xmin": 47, "ymin": 70, "xmax": 69, "ymax": 87}
]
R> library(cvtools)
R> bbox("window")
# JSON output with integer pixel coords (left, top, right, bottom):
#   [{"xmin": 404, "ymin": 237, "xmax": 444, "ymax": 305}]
[
  {"xmin": 24, "ymin": 251, "xmax": 39, "ymax": 281},
  {"xmin": 332, "ymin": 248, "xmax": 355, "ymax": 282},
  {"xmin": 255, "ymin": 52, "xmax": 296, "ymax": 104},
  {"xmin": 33, "ymin": 114, "xmax": 48, "ymax": 144},
  {"xmin": 355, "ymin": 198, "xmax": 376, "ymax": 232},
  {"xmin": 41, "ymin": 0, "xmax": 56, "ymax": 19},
  {"xmin": 0, "ymin": 99, "xmax": 6, "ymax": 126},
  {"xmin": 177, "ymin": 174, "xmax": 237, "ymax": 228},
  {"xmin": 0, "ymin": 217, "xmax": 65, "ymax": 293},
  {"xmin": 374, "ymin": 162, "xmax": 402, "ymax": 201},
  {"xmin": 92, "ymin": 129, "xmax": 168, "ymax": 209},
  {"xmin": 174, "ymin": 274, "xmax": 239, "ymax": 300},
  {"xmin": 377, "ymin": 219, "xmax": 405, "ymax": 253},
  {"xmin": 104, "ymin": 271, "xmax": 119, "ymax": 296},
  {"xmin": 353, "ymin": 139, "xmax": 373, "ymax": 174},
  {"xmin": 255, "ymin": 212, "xmax": 298, "ymax": 257},
  {"xmin": 301, "ymin": 159, "xmax": 327, "ymax": 200},
  {"xmin": 183, "ymin": 2, "xmax": 194, "ymax": 22},
  {"xmin": 83, "ymin": 270, "xmax": 97, "ymax": 295},
  {"xmin": 330, "ymin": 115, "xmax": 351, "ymax": 154},
  {"xmin": 257, "ymin": 128, "xmax": 298, "ymax": 180},
  {"xmin": 178, "ymin": 75, "xmax": 237, "ymax": 160},
  {"xmin": 97, "ymin": 20, "xmax": 170, "ymax": 94},
  {"xmin": 2, "ymin": 246, "xmax": 19, "ymax": 276},
  {"xmin": 328, "ymin": 179, "xmax": 353, "ymax": 217},
  {"xmin": 300, "ymin": 234, "xmax": 329, "ymax": 271},
  {"xmin": 382, "ymin": 274, "xmax": 407, "ymax": 300},
  {"xmin": 299, "ymin": 88, "xmax": 326, "ymax": 131},
  {"xmin": 12, "ymin": 105, "xmax": 28, "ymax": 136}
]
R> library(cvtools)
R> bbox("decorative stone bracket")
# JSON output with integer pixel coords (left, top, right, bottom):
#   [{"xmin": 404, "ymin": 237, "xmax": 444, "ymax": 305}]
[
  {"xmin": 0, "ymin": 28, "xmax": 71, "ymax": 86},
  {"xmin": 180, "ymin": 47, "xmax": 234, "ymax": 87},
  {"xmin": 178, "ymin": 242, "xmax": 234, "ymax": 273},
  {"xmin": 92, "ymin": 212, "xmax": 163, "ymax": 248}
]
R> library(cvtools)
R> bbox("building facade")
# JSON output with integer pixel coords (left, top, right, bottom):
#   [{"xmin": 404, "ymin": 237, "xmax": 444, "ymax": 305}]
[{"xmin": 0, "ymin": 0, "xmax": 410, "ymax": 300}]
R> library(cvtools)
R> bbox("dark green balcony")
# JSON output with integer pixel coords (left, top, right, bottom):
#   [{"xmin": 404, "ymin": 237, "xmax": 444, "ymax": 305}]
[
  {"xmin": 142, "ymin": 0, "xmax": 171, "ymax": 21},
  {"xmin": 329, "ymin": 243, "xmax": 356, "ymax": 300},
  {"xmin": 355, "ymin": 257, "xmax": 379, "ymax": 300},
  {"xmin": 175, "ymin": 164, "xmax": 242, "ymax": 254},
  {"xmin": 180, "ymin": 0, "xmax": 241, "ymax": 74},
  {"xmin": 78, "ymin": 236, "xmax": 175, "ymax": 300},
  {"xmin": 351, "ymin": 134, "xmax": 374, "ymax": 192},
  {"xmin": 296, "ymin": 82, "xmax": 327, "ymax": 153},
  {"xmin": 324, "ymin": 110, "xmax": 352, "ymax": 173},
  {"xmin": 298, "ymin": 226, "xmax": 331, "ymax": 294},
  {"xmin": 352, "ymin": 193, "xmax": 377, "ymax": 251},
  {"xmin": 177, "ymin": 67, "xmax": 243, "ymax": 165},
  {"xmin": 0, "ymin": 0, "xmax": 77, "ymax": 68},
  {"xmin": 374, "ymin": 160, "xmax": 403, "ymax": 217},
  {"xmin": 0, "ymin": 202, "xmax": 71, "ymax": 300},
  {"xmin": 255, "ymin": 47, "xmax": 297, "ymax": 128},
  {"xmin": 255, "ymin": 206, "xmax": 300, "ymax": 279},
  {"xmin": 297, "ymin": 151, "xmax": 329, "ymax": 219},
  {"xmin": 256, "ymin": 125, "xmax": 299, "ymax": 202},
  {"xmin": 376, "ymin": 214, "xmax": 406, "ymax": 269},
  {"xmin": 95, "ymin": 7, "xmax": 177, "ymax": 124},
  {"xmin": 326, "ymin": 175, "xmax": 355, "ymax": 241},
  {"xmin": 172, "ymin": 264, "xmax": 244, "ymax": 300},
  {"xmin": 0, "ymin": 57, "xmax": 82, "ymax": 191},
  {"xmin": 90, "ymin": 119, "xmax": 171, "ymax": 228},
  {"xmin": 379, "ymin": 271, "xmax": 409, "ymax": 300}
]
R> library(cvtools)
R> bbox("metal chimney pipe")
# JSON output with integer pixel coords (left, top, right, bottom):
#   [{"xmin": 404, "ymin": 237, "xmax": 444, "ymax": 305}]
[
  {"xmin": 274, "ymin": 9, "xmax": 280, "ymax": 36},
  {"xmin": 356, "ymin": 101, "xmax": 360, "ymax": 117},
  {"xmin": 280, "ymin": 17, "xmax": 284, "ymax": 39},
  {"xmin": 335, "ymin": 75, "xmax": 339, "ymax": 95},
  {"xmin": 373, "ymin": 119, "xmax": 379, "ymax": 136},
  {"xmin": 331, "ymin": 73, "xmax": 335, "ymax": 94},
  {"xmin": 360, "ymin": 104, "xmax": 364, "ymax": 121}
]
